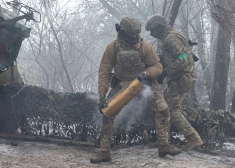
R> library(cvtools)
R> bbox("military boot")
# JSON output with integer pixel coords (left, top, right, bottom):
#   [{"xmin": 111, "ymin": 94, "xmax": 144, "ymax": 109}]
[
  {"xmin": 158, "ymin": 144, "xmax": 182, "ymax": 157},
  {"xmin": 181, "ymin": 133, "xmax": 203, "ymax": 151},
  {"xmin": 90, "ymin": 151, "xmax": 111, "ymax": 163}
]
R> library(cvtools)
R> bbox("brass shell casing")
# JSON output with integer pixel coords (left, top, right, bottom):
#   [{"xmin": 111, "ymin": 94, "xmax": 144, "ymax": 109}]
[{"xmin": 102, "ymin": 78, "xmax": 143, "ymax": 118}]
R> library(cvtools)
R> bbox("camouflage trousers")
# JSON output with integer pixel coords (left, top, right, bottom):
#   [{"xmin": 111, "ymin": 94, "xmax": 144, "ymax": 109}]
[
  {"xmin": 163, "ymin": 75, "xmax": 199, "ymax": 138},
  {"xmin": 100, "ymin": 80, "xmax": 170, "ymax": 152}
]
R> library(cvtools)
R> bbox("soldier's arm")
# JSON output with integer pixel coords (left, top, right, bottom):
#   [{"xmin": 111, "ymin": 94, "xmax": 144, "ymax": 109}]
[
  {"xmin": 98, "ymin": 42, "xmax": 115, "ymax": 95},
  {"xmin": 164, "ymin": 34, "xmax": 189, "ymax": 76},
  {"xmin": 141, "ymin": 41, "xmax": 163, "ymax": 78}
]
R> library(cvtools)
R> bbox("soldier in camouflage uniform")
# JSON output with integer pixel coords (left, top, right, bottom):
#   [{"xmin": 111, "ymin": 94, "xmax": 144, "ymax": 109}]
[
  {"xmin": 145, "ymin": 14, "xmax": 203, "ymax": 151},
  {"xmin": 90, "ymin": 17, "xmax": 182, "ymax": 163}
]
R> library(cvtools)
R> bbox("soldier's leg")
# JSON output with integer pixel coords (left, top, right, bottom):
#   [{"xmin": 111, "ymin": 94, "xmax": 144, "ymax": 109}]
[
  {"xmin": 90, "ymin": 87, "xmax": 120, "ymax": 163},
  {"xmin": 100, "ymin": 115, "xmax": 114, "ymax": 152},
  {"xmin": 90, "ymin": 114, "xmax": 115, "ymax": 163},
  {"xmin": 165, "ymin": 82, "xmax": 203, "ymax": 151},
  {"xmin": 149, "ymin": 84, "xmax": 181, "ymax": 157}
]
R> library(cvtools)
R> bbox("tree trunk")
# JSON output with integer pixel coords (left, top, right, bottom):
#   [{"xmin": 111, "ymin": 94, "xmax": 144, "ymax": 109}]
[
  {"xmin": 169, "ymin": 0, "xmax": 182, "ymax": 27},
  {"xmin": 231, "ymin": 90, "xmax": 235, "ymax": 113},
  {"xmin": 209, "ymin": 19, "xmax": 218, "ymax": 83},
  {"xmin": 230, "ymin": 33, "xmax": 235, "ymax": 113},
  {"xmin": 162, "ymin": 0, "xmax": 168, "ymax": 16},
  {"xmin": 210, "ymin": 25, "xmax": 231, "ymax": 111}
]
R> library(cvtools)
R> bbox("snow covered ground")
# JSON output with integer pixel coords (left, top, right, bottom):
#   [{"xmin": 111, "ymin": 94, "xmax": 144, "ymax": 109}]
[{"xmin": 0, "ymin": 138, "xmax": 235, "ymax": 168}]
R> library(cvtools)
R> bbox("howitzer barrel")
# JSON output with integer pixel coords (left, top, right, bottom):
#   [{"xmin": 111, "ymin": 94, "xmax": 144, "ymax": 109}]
[{"xmin": 102, "ymin": 78, "xmax": 143, "ymax": 118}]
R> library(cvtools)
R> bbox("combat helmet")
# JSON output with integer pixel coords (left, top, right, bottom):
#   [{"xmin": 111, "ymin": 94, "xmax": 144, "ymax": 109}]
[
  {"xmin": 145, "ymin": 14, "xmax": 167, "ymax": 31},
  {"xmin": 116, "ymin": 17, "xmax": 141, "ymax": 44}
]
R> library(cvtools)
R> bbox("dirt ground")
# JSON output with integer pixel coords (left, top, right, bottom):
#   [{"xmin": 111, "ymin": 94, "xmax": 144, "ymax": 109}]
[{"xmin": 0, "ymin": 138, "xmax": 235, "ymax": 168}]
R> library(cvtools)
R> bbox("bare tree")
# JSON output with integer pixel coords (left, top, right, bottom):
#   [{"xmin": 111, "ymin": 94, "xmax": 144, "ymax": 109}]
[
  {"xmin": 169, "ymin": 0, "xmax": 183, "ymax": 27},
  {"xmin": 43, "ymin": 0, "xmax": 74, "ymax": 92},
  {"xmin": 209, "ymin": 0, "xmax": 234, "ymax": 110},
  {"xmin": 230, "ymin": 33, "xmax": 235, "ymax": 113}
]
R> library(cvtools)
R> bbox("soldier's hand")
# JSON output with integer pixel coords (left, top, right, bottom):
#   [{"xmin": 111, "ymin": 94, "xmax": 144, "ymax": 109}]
[
  {"xmin": 137, "ymin": 71, "xmax": 148, "ymax": 82},
  {"xmin": 98, "ymin": 94, "xmax": 107, "ymax": 114}
]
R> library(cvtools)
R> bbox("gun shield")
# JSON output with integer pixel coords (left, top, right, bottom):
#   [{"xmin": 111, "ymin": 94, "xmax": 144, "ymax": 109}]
[{"xmin": 102, "ymin": 78, "xmax": 143, "ymax": 118}]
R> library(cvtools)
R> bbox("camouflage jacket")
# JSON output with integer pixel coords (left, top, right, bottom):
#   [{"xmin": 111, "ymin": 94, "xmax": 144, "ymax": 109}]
[{"xmin": 160, "ymin": 30, "xmax": 194, "ymax": 79}]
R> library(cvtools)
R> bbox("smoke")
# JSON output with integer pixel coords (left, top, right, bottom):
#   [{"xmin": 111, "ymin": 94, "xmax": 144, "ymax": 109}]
[
  {"xmin": 141, "ymin": 84, "xmax": 153, "ymax": 98},
  {"xmin": 86, "ymin": 92, "xmax": 98, "ymax": 102},
  {"xmin": 89, "ymin": 85, "xmax": 154, "ymax": 130},
  {"xmin": 114, "ymin": 84, "xmax": 153, "ymax": 131},
  {"xmin": 86, "ymin": 93, "xmax": 103, "ymax": 126}
]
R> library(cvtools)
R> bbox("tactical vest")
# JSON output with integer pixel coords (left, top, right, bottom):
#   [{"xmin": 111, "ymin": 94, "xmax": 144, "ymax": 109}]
[
  {"xmin": 113, "ymin": 40, "xmax": 145, "ymax": 81},
  {"xmin": 161, "ymin": 31, "xmax": 194, "ymax": 73}
]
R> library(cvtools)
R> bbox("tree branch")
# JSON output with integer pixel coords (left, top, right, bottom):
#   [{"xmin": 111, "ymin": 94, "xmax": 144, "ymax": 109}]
[
  {"xmin": 169, "ymin": 0, "xmax": 183, "ymax": 27},
  {"xmin": 98, "ymin": 0, "xmax": 121, "ymax": 20},
  {"xmin": 43, "ymin": 0, "xmax": 74, "ymax": 92}
]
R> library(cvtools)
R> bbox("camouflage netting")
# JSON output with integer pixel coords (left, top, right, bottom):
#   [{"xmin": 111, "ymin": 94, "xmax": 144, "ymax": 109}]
[
  {"xmin": 0, "ymin": 82, "xmax": 100, "ymax": 142},
  {"xmin": 0, "ymin": 82, "xmax": 235, "ymax": 149},
  {"xmin": 181, "ymin": 106, "xmax": 235, "ymax": 150}
]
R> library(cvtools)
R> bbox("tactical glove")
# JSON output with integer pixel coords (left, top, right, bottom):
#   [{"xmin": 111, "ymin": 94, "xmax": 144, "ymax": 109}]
[
  {"xmin": 137, "ymin": 71, "xmax": 148, "ymax": 82},
  {"xmin": 98, "ymin": 94, "xmax": 107, "ymax": 114}
]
